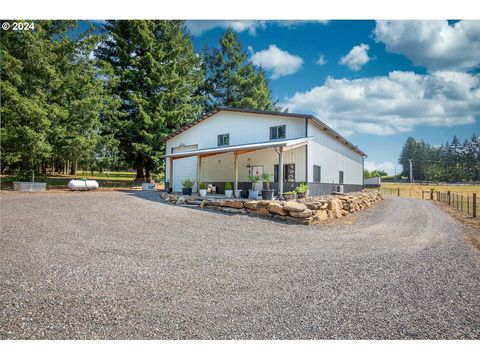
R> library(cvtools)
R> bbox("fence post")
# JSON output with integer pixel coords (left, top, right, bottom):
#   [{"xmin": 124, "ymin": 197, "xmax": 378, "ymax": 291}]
[
  {"xmin": 447, "ymin": 191, "xmax": 451, "ymax": 206},
  {"xmin": 398, "ymin": 188, "xmax": 400, "ymax": 197},
  {"xmin": 461, "ymin": 194, "xmax": 463, "ymax": 212},
  {"xmin": 422, "ymin": 191, "xmax": 424, "ymax": 200},
  {"xmin": 473, "ymin": 193, "xmax": 477, "ymax": 218},
  {"xmin": 468, "ymin": 195, "xmax": 470, "ymax": 215}
]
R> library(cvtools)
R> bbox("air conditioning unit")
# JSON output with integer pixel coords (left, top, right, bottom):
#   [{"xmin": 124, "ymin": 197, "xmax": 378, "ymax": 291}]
[{"xmin": 336, "ymin": 185, "xmax": 344, "ymax": 193}]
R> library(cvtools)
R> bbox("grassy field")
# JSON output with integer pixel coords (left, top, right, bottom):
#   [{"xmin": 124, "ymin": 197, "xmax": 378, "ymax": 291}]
[
  {"xmin": 0, "ymin": 171, "xmax": 165, "ymax": 190},
  {"xmin": 378, "ymin": 182, "xmax": 479, "ymax": 217},
  {"xmin": 379, "ymin": 182, "xmax": 480, "ymax": 198}
]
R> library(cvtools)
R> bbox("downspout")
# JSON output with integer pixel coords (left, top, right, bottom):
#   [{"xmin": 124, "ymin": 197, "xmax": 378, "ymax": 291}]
[
  {"xmin": 274, "ymin": 147, "xmax": 284, "ymax": 196},
  {"xmin": 305, "ymin": 117, "xmax": 308, "ymax": 183}
]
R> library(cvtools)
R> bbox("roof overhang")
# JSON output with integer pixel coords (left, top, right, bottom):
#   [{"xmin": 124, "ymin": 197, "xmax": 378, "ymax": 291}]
[{"xmin": 161, "ymin": 137, "xmax": 311, "ymax": 160}]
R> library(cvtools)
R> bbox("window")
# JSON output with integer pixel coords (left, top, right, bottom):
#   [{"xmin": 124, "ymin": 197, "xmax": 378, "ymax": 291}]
[
  {"xmin": 274, "ymin": 163, "xmax": 295, "ymax": 182},
  {"xmin": 217, "ymin": 133, "xmax": 229, "ymax": 146},
  {"xmin": 270, "ymin": 125, "xmax": 286, "ymax": 140},
  {"xmin": 339, "ymin": 171, "xmax": 344, "ymax": 184},
  {"xmin": 313, "ymin": 165, "xmax": 321, "ymax": 183}
]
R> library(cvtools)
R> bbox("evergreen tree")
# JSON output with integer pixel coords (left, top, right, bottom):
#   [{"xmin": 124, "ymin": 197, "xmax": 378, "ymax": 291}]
[
  {"xmin": 398, "ymin": 134, "xmax": 480, "ymax": 182},
  {"xmin": 1, "ymin": 21, "xmax": 113, "ymax": 179},
  {"xmin": 96, "ymin": 20, "xmax": 204, "ymax": 180},
  {"xmin": 200, "ymin": 29, "xmax": 279, "ymax": 112}
]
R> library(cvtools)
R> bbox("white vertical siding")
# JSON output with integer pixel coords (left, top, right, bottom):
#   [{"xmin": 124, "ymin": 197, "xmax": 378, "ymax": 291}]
[
  {"xmin": 307, "ymin": 120, "xmax": 363, "ymax": 185},
  {"xmin": 166, "ymin": 111, "xmax": 306, "ymax": 151}
]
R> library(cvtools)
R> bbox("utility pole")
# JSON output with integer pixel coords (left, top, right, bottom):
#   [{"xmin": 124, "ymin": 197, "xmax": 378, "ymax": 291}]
[{"xmin": 408, "ymin": 159, "xmax": 413, "ymax": 183}]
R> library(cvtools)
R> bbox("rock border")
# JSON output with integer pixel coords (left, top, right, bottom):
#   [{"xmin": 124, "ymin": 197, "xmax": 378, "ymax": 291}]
[{"xmin": 160, "ymin": 191, "xmax": 383, "ymax": 225}]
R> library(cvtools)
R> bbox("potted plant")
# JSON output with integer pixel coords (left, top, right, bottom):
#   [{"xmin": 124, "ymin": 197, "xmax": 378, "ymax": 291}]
[
  {"xmin": 199, "ymin": 182, "xmax": 207, "ymax": 197},
  {"xmin": 181, "ymin": 179, "xmax": 195, "ymax": 196},
  {"xmin": 224, "ymin": 182, "xmax": 233, "ymax": 198},
  {"xmin": 283, "ymin": 191, "xmax": 296, "ymax": 201},
  {"xmin": 260, "ymin": 173, "xmax": 274, "ymax": 200},
  {"xmin": 234, "ymin": 188, "xmax": 243, "ymax": 198},
  {"xmin": 247, "ymin": 174, "xmax": 261, "ymax": 199},
  {"xmin": 295, "ymin": 183, "xmax": 309, "ymax": 198}
]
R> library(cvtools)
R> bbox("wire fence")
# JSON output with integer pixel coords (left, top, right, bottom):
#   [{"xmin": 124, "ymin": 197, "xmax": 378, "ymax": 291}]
[
  {"xmin": 435, "ymin": 190, "xmax": 477, "ymax": 218},
  {"xmin": 377, "ymin": 188, "xmax": 477, "ymax": 218}
]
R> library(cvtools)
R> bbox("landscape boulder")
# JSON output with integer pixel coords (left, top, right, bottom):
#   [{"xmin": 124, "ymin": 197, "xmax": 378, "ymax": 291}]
[
  {"xmin": 283, "ymin": 201, "xmax": 307, "ymax": 212},
  {"xmin": 267, "ymin": 202, "xmax": 287, "ymax": 216}
]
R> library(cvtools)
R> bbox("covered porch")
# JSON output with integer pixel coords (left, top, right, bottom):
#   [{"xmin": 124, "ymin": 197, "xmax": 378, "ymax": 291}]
[{"xmin": 163, "ymin": 137, "xmax": 309, "ymax": 196}]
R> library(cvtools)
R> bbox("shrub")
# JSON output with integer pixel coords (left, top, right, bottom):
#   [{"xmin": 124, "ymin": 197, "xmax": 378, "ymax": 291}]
[
  {"xmin": 225, "ymin": 182, "xmax": 232, "ymax": 190},
  {"xmin": 247, "ymin": 174, "xmax": 261, "ymax": 187},
  {"xmin": 181, "ymin": 179, "xmax": 195, "ymax": 189},
  {"xmin": 295, "ymin": 182, "xmax": 309, "ymax": 193},
  {"xmin": 283, "ymin": 191, "xmax": 296, "ymax": 195},
  {"xmin": 199, "ymin": 182, "xmax": 206, "ymax": 190},
  {"xmin": 260, "ymin": 173, "xmax": 273, "ymax": 190}
]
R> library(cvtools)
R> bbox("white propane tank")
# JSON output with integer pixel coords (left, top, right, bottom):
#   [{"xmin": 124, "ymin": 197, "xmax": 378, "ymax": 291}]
[{"xmin": 68, "ymin": 179, "xmax": 99, "ymax": 191}]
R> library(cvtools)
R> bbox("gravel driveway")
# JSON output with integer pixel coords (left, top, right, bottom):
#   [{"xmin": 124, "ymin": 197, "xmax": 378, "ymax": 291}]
[{"xmin": 1, "ymin": 191, "xmax": 479, "ymax": 339}]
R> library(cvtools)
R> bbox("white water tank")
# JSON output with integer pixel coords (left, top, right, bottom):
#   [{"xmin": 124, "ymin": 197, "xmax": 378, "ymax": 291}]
[{"xmin": 68, "ymin": 179, "xmax": 99, "ymax": 191}]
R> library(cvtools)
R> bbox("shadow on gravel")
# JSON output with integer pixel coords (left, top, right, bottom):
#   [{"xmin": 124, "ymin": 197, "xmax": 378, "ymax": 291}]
[{"xmin": 119, "ymin": 190, "xmax": 368, "ymax": 227}]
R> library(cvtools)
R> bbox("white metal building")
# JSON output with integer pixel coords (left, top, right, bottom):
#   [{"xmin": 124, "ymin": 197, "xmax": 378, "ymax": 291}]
[{"xmin": 162, "ymin": 108, "xmax": 366, "ymax": 195}]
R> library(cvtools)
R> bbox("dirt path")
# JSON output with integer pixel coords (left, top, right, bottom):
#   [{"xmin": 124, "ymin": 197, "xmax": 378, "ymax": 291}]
[{"xmin": 1, "ymin": 192, "xmax": 479, "ymax": 339}]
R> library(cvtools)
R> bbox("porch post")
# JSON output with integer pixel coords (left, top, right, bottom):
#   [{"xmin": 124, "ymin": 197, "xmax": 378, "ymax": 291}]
[
  {"xmin": 197, "ymin": 155, "xmax": 201, "ymax": 193},
  {"xmin": 278, "ymin": 146, "xmax": 284, "ymax": 196},
  {"xmin": 234, "ymin": 151, "xmax": 238, "ymax": 191},
  {"xmin": 168, "ymin": 157, "xmax": 173, "ymax": 193}
]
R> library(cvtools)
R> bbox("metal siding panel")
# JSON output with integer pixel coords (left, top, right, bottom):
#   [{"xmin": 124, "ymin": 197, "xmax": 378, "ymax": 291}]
[
  {"xmin": 172, "ymin": 156, "xmax": 198, "ymax": 192},
  {"xmin": 167, "ymin": 112, "xmax": 306, "ymax": 150},
  {"xmin": 307, "ymin": 121, "xmax": 363, "ymax": 185}
]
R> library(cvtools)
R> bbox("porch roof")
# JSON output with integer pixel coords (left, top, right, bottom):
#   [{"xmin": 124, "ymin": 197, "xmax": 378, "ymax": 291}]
[{"xmin": 161, "ymin": 137, "xmax": 311, "ymax": 160}]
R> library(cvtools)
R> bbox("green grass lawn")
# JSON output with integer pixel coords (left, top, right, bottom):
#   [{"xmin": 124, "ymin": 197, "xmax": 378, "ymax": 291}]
[{"xmin": 0, "ymin": 171, "xmax": 141, "ymax": 190}]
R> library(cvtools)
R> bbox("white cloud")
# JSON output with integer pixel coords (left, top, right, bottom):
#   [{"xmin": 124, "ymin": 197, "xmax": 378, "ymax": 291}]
[
  {"xmin": 364, "ymin": 161, "xmax": 396, "ymax": 175},
  {"xmin": 283, "ymin": 71, "xmax": 480, "ymax": 136},
  {"xmin": 185, "ymin": 20, "xmax": 328, "ymax": 36},
  {"xmin": 339, "ymin": 43, "xmax": 371, "ymax": 71},
  {"xmin": 316, "ymin": 54, "xmax": 327, "ymax": 65},
  {"xmin": 374, "ymin": 20, "xmax": 480, "ymax": 72},
  {"xmin": 250, "ymin": 45, "xmax": 304, "ymax": 79},
  {"xmin": 185, "ymin": 20, "xmax": 265, "ymax": 36}
]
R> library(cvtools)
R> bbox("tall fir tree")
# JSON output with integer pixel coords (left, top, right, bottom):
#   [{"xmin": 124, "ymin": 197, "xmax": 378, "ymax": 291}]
[
  {"xmin": 1, "ymin": 21, "xmax": 113, "ymax": 178},
  {"xmin": 200, "ymin": 29, "xmax": 279, "ymax": 113},
  {"xmin": 96, "ymin": 20, "xmax": 204, "ymax": 180}
]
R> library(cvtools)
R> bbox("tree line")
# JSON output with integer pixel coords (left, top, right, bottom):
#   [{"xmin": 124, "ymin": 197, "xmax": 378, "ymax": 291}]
[
  {"xmin": 398, "ymin": 135, "xmax": 480, "ymax": 182},
  {"xmin": 1, "ymin": 20, "xmax": 279, "ymax": 181}
]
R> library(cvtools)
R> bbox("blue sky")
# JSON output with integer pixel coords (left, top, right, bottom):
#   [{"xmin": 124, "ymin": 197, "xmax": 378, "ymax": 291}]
[
  {"xmin": 79, "ymin": 20, "xmax": 479, "ymax": 174},
  {"xmin": 186, "ymin": 20, "xmax": 480, "ymax": 174}
]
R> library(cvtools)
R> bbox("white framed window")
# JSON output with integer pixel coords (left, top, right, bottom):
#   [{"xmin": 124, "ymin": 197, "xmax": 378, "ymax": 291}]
[
  {"xmin": 313, "ymin": 165, "xmax": 321, "ymax": 182},
  {"xmin": 217, "ymin": 133, "xmax": 229, "ymax": 146},
  {"xmin": 270, "ymin": 125, "xmax": 286, "ymax": 140}
]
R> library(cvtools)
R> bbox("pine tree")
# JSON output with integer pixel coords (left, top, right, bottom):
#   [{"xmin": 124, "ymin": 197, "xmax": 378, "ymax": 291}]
[
  {"xmin": 96, "ymin": 20, "xmax": 204, "ymax": 180},
  {"xmin": 1, "ymin": 21, "xmax": 71, "ymax": 180},
  {"xmin": 200, "ymin": 29, "xmax": 279, "ymax": 112}
]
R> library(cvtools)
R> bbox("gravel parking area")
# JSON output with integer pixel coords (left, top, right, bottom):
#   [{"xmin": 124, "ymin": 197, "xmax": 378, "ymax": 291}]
[{"xmin": 1, "ymin": 191, "xmax": 479, "ymax": 339}]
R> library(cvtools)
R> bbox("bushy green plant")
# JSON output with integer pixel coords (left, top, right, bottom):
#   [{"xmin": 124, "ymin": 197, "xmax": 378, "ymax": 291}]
[
  {"xmin": 260, "ymin": 173, "xmax": 273, "ymax": 190},
  {"xmin": 181, "ymin": 178, "xmax": 195, "ymax": 189},
  {"xmin": 225, "ymin": 182, "xmax": 232, "ymax": 190},
  {"xmin": 283, "ymin": 190, "xmax": 296, "ymax": 195},
  {"xmin": 199, "ymin": 182, "xmax": 206, "ymax": 190},
  {"xmin": 247, "ymin": 174, "xmax": 261, "ymax": 187},
  {"xmin": 295, "ymin": 182, "xmax": 309, "ymax": 193}
]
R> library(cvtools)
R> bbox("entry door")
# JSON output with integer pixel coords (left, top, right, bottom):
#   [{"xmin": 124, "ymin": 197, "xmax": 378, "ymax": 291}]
[{"xmin": 252, "ymin": 166, "xmax": 263, "ymax": 191}]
